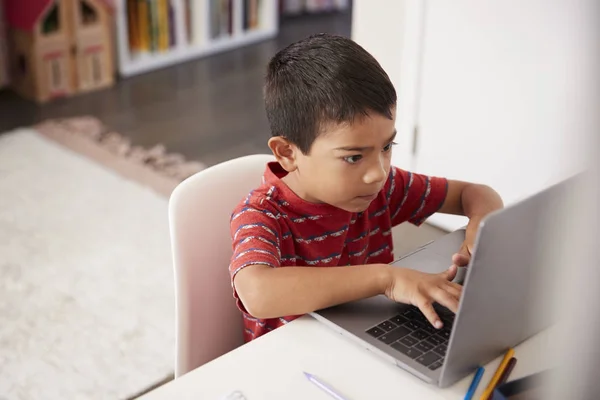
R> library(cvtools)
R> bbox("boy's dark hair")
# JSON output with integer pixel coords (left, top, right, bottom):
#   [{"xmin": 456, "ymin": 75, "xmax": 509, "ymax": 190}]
[{"xmin": 264, "ymin": 33, "xmax": 397, "ymax": 154}]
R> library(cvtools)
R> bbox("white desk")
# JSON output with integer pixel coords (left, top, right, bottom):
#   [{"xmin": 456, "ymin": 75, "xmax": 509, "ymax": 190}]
[{"xmin": 139, "ymin": 315, "xmax": 556, "ymax": 400}]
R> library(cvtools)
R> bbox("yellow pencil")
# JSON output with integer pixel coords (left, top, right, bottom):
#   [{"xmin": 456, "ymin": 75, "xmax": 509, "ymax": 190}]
[{"xmin": 479, "ymin": 348, "xmax": 515, "ymax": 400}]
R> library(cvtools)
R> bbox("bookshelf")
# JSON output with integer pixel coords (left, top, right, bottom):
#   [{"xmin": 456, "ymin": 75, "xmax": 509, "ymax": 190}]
[
  {"xmin": 281, "ymin": 0, "xmax": 349, "ymax": 16},
  {"xmin": 116, "ymin": 0, "xmax": 278, "ymax": 77}
]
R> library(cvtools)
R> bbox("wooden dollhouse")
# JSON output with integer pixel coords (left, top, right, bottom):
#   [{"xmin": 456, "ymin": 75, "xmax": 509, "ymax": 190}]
[{"xmin": 4, "ymin": 0, "xmax": 115, "ymax": 103}]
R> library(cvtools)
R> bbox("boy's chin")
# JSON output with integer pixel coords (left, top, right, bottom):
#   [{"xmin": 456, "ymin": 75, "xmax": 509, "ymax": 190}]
[{"xmin": 337, "ymin": 201, "xmax": 373, "ymax": 213}]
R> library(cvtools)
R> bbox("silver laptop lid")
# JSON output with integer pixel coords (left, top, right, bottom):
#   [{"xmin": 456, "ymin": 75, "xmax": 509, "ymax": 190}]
[{"xmin": 439, "ymin": 178, "xmax": 571, "ymax": 387}]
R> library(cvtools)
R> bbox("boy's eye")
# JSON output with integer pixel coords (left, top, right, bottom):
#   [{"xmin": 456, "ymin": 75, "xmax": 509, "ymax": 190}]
[
  {"xmin": 343, "ymin": 155, "xmax": 363, "ymax": 164},
  {"xmin": 383, "ymin": 141, "xmax": 397, "ymax": 152}
]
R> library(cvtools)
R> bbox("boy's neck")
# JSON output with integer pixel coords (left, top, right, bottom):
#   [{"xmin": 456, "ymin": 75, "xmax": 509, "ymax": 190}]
[{"xmin": 281, "ymin": 172, "xmax": 322, "ymax": 205}]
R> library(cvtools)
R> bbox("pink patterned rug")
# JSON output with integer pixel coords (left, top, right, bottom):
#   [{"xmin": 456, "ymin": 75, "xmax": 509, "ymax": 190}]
[{"xmin": 35, "ymin": 116, "xmax": 205, "ymax": 197}]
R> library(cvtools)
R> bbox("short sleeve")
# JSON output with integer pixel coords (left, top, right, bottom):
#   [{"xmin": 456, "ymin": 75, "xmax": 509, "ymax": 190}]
[
  {"xmin": 386, "ymin": 167, "xmax": 448, "ymax": 227},
  {"xmin": 229, "ymin": 202, "xmax": 282, "ymax": 312}
]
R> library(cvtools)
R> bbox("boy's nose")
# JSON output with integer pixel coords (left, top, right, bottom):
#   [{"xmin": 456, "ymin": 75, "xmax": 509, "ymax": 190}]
[{"xmin": 363, "ymin": 160, "xmax": 387, "ymax": 185}]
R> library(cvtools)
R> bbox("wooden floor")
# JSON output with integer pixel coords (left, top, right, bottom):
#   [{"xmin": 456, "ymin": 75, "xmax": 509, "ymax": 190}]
[{"xmin": 0, "ymin": 12, "xmax": 352, "ymax": 167}]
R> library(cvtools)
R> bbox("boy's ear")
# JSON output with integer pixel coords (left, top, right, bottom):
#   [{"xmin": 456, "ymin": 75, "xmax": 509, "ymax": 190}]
[{"xmin": 268, "ymin": 136, "xmax": 299, "ymax": 172}]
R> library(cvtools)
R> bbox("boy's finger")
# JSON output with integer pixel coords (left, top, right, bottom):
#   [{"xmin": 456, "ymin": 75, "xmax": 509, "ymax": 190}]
[
  {"xmin": 433, "ymin": 287, "xmax": 459, "ymax": 314},
  {"xmin": 442, "ymin": 282, "xmax": 462, "ymax": 300},
  {"xmin": 446, "ymin": 280, "xmax": 463, "ymax": 292},
  {"xmin": 440, "ymin": 264, "xmax": 458, "ymax": 281},
  {"xmin": 452, "ymin": 253, "xmax": 470, "ymax": 267},
  {"xmin": 415, "ymin": 297, "xmax": 443, "ymax": 329}
]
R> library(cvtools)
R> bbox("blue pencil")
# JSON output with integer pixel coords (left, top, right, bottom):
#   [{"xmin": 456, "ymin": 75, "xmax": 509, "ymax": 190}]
[{"xmin": 464, "ymin": 366, "xmax": 485, "ymax": 400}]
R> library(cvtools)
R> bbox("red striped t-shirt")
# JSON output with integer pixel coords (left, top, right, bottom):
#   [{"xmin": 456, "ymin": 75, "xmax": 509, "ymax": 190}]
[{"xmin": 229, "ymin": 162, "xmax": 448, "ymax": 342}]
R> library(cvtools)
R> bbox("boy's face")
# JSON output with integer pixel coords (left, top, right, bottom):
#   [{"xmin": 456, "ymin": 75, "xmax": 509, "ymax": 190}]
[{"xmin": 291, "ymin": 111, "xmax": 396, "ymax": 213}]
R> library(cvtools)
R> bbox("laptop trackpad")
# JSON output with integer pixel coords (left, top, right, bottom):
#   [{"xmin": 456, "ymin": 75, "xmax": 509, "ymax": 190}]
[
  {"xmin": 393, "ymin": 247, "xmax": 452, "ymax": 274},
  {"xmin": 392, "ymin": 247, "xmax": 468, "ymax": 284},
  {"xmin": 392, "ymin": 229, "xmax": 467, "ymax": 280}
]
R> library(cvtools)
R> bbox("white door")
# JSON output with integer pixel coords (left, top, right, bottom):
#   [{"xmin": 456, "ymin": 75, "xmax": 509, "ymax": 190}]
[{"xmin": 409, "ymin": 0, "xmax": 597, "ymax": 231}]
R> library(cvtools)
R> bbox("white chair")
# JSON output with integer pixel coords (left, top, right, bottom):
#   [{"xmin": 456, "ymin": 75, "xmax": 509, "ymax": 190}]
[{"xmin": 168, "ymin": 153, "xmax": 275, "ymax": 378}]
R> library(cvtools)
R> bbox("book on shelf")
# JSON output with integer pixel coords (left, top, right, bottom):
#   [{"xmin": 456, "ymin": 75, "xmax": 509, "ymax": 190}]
[
  {"xmin": 209, "ymin": 0, "xmax": 261, "ymax": 39},
  {"xmin": 184, "ymin": 0, "xmax": 193, "ymax": 45},
  {"xmin": 136, "ymin": 0, "xmax": 149, "ymax": 51},
  {"xmin": 126, "ymin": 0, "xmax": 139, "ymax": 50},
  {"xmin": 157, "ymin": 0, "xmax": 169, "ymax": 51},
  {"xmin": 223, "ymin": 0, "xmax": 232, "ymax": 36},
  {"xmin": 218, "ymin": 0, "xmax": 231, "ymax": 38},
  {"xmin": 209, "ymin": 0, "xmax": 232, "ymax": 39},
  {"xmin": 148, "ymin": 0, "xmax": 159, "ymax": 52},
  {"xmin": 282, "ymin": 0, "xmax": 348, "ymax": 15},
  {"xmin": 126, "ymin": 0, "xmax": 175, "ymax": 56},
  {"xmin": 181, "ymin": 0, "xmax": 205, "ymax": 46},
  {"xmin": 244, "ymin": 0, "xmax": 261, "ymax": 31},
  {"xmin": 168, "ymin": 2, "xmax": 176, "ymax": 47},
  {"xmin": 124, "ymin": 0, "xmax": 267, "ymax": 58}
]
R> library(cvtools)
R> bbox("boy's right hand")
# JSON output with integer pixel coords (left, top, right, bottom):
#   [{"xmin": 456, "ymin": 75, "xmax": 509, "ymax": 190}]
[{"xmin": 383, "ymin": 264, "xmax": 462, "ymax": 329}]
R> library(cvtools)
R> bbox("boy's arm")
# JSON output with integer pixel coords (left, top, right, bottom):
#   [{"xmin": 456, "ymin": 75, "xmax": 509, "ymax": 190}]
[
  {"xmin": 234, "ymin": 263, "xmax": 462, "ymax": 329},
  {"xmin": 386, "ymin": 168, "xmax": 503, "ymax": 266},
  {"xmin": 438, "ymin": 180, "xmax": 504, "ymax": 265},
  {"xmin": 234, "ymin": 263, "xmax": 388, "ymax": 318}
]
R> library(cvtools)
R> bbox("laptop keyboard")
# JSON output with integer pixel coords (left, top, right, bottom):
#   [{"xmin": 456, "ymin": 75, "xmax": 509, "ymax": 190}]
[{"xmin": 365, "ymin": 305, "xmax": 455, "ymax": 371}]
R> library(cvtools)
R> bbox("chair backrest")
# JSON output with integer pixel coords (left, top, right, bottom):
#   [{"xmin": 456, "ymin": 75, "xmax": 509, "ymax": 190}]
[{"xmin": 168, "ymin": 154, "xmax": 275, "ymax": 377}]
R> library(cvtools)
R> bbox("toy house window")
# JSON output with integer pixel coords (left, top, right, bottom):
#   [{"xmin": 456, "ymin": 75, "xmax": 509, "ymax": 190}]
[
  {"xmin": 42, "ymin": 4, "xmax": 61, "ymax": 35},
  {"xmin": 80, "ymin": 1, "xmax": 99, "ymax": 25},
  {"xmin": 50, "ymin": 60, "xmax": 62, "ymax": 88},
  {"xmin": 91, "ymin": 54, "xmax": 102, "ymax": 83}
]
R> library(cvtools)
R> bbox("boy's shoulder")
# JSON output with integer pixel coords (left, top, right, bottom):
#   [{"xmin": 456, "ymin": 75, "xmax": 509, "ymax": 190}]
[
  {"xmin": 232, "ymin": 181, "xmax": 283, "ymax": 214},
  {"xmin": 231, "ymin": 161, "xmax": 299, "ymax": 216},
  {"xmin": 230, "ymin": 164, "xmax": 290, "ymax": 228}
]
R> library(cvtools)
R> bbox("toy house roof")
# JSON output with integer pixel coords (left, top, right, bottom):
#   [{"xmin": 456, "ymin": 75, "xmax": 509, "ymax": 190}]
[{"xmin": 5, "ymin": 0, "xmax": 114, "ymax": 32}]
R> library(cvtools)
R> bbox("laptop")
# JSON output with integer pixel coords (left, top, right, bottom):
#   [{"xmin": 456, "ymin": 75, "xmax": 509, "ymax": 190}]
[{"xmin": 311, "ymin": 178, "xmax": 571, "ymax": 388}]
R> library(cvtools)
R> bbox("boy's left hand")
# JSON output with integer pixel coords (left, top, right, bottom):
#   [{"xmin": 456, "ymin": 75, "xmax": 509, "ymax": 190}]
[
  {"xmin": 451, "ymin": 216, "xmax": 481, "ymax": 267},
  {"xmin": 438, "ymin": 181, "xmax": 504, "ymax": 268}
]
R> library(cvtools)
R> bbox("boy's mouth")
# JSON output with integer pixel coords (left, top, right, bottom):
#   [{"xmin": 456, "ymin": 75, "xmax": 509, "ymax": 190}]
[{"xmin": 356, "ymin": 193, "xmax": 378, "ymax": 201}]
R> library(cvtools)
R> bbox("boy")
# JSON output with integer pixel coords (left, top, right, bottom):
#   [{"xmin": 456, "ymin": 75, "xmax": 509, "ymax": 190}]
[{"xmin": 229, "ymin": 34, "xmax": 503, "ymax": 342}]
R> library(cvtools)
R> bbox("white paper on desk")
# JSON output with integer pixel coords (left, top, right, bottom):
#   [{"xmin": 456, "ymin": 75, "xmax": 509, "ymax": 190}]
[{"xmin": 220, "ymin": 390, "xmax": 247, "ymax": 400}]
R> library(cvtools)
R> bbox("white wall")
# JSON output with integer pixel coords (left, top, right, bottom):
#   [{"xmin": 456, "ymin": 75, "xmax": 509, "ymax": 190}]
[
  {"xmin": 415, "ymin": 0, "xmax": 596, "ymax": 230},
  {"xmin": 353, "ymin": 0, "xmax": 598, "ymax": 231},
  {"xmin": 352, "ymin": 0, "xmax": 414, "ymax": 171}
]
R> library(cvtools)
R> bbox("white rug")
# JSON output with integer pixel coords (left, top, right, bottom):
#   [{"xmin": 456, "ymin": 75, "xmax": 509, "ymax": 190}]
[{"xmin": 0, "ymin": 129, "xmax": 175, "ymax": 399}]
